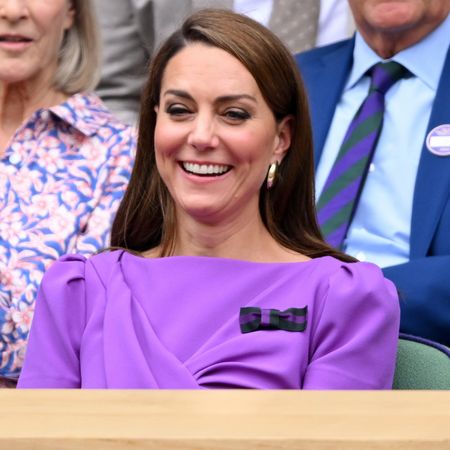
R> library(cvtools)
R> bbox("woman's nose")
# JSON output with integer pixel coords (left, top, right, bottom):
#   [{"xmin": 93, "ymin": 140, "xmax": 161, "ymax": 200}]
[
  {"xmin": 187, "ymin": 114, "xmax": 219, "ymax": 151},
  {"xmin": 0, "ymin": 0, "xmax": 28, "ymax": 22}
]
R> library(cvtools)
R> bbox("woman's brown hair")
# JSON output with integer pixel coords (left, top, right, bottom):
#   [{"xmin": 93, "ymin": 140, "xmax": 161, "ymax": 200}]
[{"xmin": 111, "ymin": 8, "xmax": 354, "ymax": 262}]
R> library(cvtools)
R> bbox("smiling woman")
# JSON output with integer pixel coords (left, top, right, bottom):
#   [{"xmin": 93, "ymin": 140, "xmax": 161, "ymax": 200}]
[
  {"xmin": 18, "ymin": 9, "xmax": 400, "ymax": 390},
  {"xmin": 0, "ymin": 0, "xmax": 135, "ymax": 384}
]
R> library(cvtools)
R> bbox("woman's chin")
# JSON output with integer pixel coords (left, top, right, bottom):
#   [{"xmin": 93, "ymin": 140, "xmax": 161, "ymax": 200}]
[
  {"xmin": 180, "ymin": 205, "xmax": 226, "ymax": 224},
  {"xmin": 174, "ymin": 196, "xmax": 230, "ymax": 225},
  {"xmin": 0, "ymin": 66, "xmax": 30, "ymax": 84}
]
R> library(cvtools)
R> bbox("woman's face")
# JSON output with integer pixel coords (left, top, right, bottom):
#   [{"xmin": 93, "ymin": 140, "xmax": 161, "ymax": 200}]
[
  {"xmin": 154, "ymin": 43, "xmax": 291, "ymax": 225},
  {"xmin": 0, "ymin": 0, "xmax": 74, "ymax": 85}
]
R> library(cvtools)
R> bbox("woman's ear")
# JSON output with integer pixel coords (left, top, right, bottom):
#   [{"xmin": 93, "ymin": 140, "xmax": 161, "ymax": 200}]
[
  {"xmin": 64, "ymin": 2, "xmax": 76, "ymax": 30},
  {"xmin": 154, "ymin": 105, "xmax": 159, "ymax": 114},
  {"xmin": 273, "ymin": 115, "xmax": 293, "ymax": 163}
]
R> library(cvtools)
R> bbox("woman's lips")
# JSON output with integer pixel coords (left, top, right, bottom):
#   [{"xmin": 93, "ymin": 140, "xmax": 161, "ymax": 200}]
[{"xmin": 0, "ymin": 35, "xmax": 33, "ymax": 51}]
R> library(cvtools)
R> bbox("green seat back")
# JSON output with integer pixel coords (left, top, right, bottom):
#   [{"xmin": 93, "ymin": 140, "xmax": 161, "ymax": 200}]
[{"xmin": 393, "ymin": 334, "xmax": 450, "ymax": 390}]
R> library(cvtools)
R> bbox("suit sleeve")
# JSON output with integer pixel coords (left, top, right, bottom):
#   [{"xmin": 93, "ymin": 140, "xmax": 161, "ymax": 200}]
[
  {"xmin": 303, "ymin": 262, "xmax": 400, "ymax": 389},
  {"xmin": 94, "ymin": 0, "xmax": 152, "ymax": 124},
  {"xmin": 383, "ymin": 255, "xmax": 450, "ymax": 346}
]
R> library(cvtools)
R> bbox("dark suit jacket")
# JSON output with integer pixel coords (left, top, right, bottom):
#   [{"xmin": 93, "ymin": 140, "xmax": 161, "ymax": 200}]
[{"xmin": 295, "ymin": 38, "xmax": 450, "ymax": 346}]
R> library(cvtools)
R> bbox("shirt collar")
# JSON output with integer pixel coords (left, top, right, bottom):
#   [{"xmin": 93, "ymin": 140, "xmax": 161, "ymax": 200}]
[
  {"xmin": 347, "ymin": 12, "xmax": 450, "ymax": 91},
  {"xmin": 48, "ymin": 92, "xmax": 112, "ymax": 137}
]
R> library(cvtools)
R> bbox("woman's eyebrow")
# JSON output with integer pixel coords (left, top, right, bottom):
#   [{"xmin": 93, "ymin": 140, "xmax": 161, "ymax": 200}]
[
  {"xmin": 163, "ymin": 90, "xmax": 257, "ymax": 104},
  {"xmin": 163, "ymin": 89, "xmax": 193, "ymax": 100},
  {"xmin": 215, "ymin": 94, "xmax": 257, "ymax": 104}
]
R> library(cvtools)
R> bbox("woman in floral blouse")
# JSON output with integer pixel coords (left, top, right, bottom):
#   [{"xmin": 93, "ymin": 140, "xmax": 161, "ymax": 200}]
[{"xmin": 0, "ymin": 0, "xmax": 135, "ymax": 383}]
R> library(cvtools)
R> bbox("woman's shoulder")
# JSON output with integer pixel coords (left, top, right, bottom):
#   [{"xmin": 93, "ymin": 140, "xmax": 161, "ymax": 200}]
[
  {"xmin": 310, "ymin": 255, "xmax": 382, "ymax": 275},
  {"xmin": 314, "ymin": 256, "xmax": 396, "ymax": 292},
  {"xmin": 45, "ymin": 250, "xmax": 125, "ymax": 285},
  {"xmin": 313, "ymin": 257, "xmax": 400, "ymax": 313}
]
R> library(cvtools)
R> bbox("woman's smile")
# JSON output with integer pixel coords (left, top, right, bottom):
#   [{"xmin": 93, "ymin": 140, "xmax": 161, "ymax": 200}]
[{"xmin": 180, "ymin": 161, "xmax": 232, "ymax": 177}]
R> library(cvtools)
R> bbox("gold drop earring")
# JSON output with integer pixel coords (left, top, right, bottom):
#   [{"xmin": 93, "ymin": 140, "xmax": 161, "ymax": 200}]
[{"xmin": 266, "ymin": 161, "xmax": 278, "ymax": 189}]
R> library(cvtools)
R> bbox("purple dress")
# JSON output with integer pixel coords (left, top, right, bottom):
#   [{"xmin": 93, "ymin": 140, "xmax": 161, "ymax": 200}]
[{"xmin": 18, "ymin": 250, "xmax": 400, "ymax": 389}]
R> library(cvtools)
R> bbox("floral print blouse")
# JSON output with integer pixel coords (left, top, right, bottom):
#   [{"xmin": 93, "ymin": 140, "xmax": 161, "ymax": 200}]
[{"xmin": 0, "ymin": 92, "xmax": 136, "ymax": 378}]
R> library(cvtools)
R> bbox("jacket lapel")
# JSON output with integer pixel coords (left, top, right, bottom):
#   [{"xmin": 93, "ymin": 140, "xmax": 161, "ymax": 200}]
[
  {"xmin": 297, "ymin": 38, "xmax": 354, "ymax": 168},
  {"xmin": 410, "ymin": 46, "xmax": 450, "ymax": 258}
]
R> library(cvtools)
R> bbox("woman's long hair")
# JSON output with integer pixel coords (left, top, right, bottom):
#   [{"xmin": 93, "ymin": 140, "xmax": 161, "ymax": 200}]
[
  {"xmin": 55, "ymin": 0, "xmax": 100, "ymax": 93},
  {"xmin": 111, "ymin": 8, "xmax": 354, "ymax": 262}
]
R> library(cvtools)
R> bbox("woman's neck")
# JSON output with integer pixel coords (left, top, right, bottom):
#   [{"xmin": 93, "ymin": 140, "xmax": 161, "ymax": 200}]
[
  {"xmin": 0, "ymin": 79, "xmax": 67, "ymax": 153},
  {"xmin": 164, "ymin": 209, "xmax": 308, "ymax": 263}
]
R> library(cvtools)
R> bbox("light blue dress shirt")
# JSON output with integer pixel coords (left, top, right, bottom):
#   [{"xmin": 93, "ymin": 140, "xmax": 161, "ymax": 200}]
[
  {"xmin": 315, "ymin": 13, "xmax": 450, "ymax": 268},
  {"xmin": 233, "ymin": 0, "xmax": 353, "ymax": 44}
]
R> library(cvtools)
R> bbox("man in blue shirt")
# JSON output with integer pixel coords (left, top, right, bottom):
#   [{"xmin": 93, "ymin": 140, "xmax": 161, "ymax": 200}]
[{"xmin": 296, "ymin": 0, "xmax": 450, "ymax": 345}]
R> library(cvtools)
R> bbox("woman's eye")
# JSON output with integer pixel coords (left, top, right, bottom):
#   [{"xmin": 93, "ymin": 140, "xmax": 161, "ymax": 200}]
[
  {"xmin": 223, "ymin": 109, "xmax": 251, "ymax": 122},
  {"xmin": 166, "ymin": 105, "xmax": 191, "ymax": 117}
]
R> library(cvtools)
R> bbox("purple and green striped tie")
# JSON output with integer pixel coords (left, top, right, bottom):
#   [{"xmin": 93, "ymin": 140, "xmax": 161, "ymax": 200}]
[{"xmin": 317, "ymin": 61, "xmax": 408, "ymax": 249}]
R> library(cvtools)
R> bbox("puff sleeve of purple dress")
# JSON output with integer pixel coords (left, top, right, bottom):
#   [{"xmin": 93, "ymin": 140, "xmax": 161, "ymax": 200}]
[{"xmin": 17, "ymin": 250, "xmax": 400, "ymax": 389}]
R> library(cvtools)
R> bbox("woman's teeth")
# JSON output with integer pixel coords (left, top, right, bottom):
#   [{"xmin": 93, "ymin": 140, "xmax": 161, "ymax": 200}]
[{"xmin": 183, "ymin": 162, "xmax": 231, "ymax": 176}]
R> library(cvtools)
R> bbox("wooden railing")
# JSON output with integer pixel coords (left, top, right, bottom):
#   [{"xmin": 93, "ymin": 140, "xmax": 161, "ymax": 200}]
[{"xmin": 1, "ymin": 390, "xmax": 450, "ymax": 449}]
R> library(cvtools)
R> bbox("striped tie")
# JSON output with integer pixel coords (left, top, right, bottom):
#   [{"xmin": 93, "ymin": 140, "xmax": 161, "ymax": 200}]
[{"xmin": 317, "ymin": 61, "xmax": 407, "ymax": 249}]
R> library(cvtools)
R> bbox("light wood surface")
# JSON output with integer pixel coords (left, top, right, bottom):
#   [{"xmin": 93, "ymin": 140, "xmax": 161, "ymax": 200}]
[{"xmin": 1, "ymin": 390, "xmax": 449, "ymax": 449}]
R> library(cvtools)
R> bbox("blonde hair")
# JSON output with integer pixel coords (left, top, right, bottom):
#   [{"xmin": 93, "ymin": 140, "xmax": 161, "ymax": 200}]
[{"xmin": 55, "ymin": 0, "xmax": 101, "ymax": 94}]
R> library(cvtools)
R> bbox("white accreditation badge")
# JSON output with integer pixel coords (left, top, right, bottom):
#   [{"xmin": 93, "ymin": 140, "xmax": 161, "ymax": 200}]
[{"xmin": 426, "ymin": 124, "xmax": 450, "ymax": 156}]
